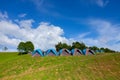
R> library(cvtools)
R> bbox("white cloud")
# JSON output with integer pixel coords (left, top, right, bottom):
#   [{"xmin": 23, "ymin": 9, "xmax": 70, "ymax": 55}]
[
  {"xmin": 0, "ymin": 12, "xmax": 119, "ymax": 51},
  {"xmin": 89, "ymin": 20, "xmax": 120, "ymax": 42},
  {"xmin": 18, "ymin": 13, "xmax": 27, "ymax": 18},
  {"xmin": 0, "ymin": 12, "xmax": 70, "ymax": 51},
  {"xmin": 78, "ymin": 19, "xmax": 120, "ymax": 51},
  {"xmin": 18, "ymin": 19, "xmax": 34, "ymax": 29},
  {"xmin": 95, "ymin": 0, "xmax": 109, "ymax": 7},
  {"xmin": 32, "ymin": 22, "xmax": 69, "ymax": 50},
  {"xmin": 78, "ymin": 32, "xmax": 91, "ymax": 39}
]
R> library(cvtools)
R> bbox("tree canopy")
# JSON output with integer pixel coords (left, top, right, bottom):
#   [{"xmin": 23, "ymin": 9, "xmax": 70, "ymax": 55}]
[
  {"xmin": 55, "ymin": 42, "xmax": 71, "ymax": 51},
  {"xmin": 72, "ymin": 42, "xmax": 86, "ymax": 50},
  {"xmin": 55, "ymin": 41, "xmax": 116, "ymax": 53},
  {"xmin": 3, "ymin": 46, "xmax": 8, "ymax": 51},
  {"xmin": 17, "ymin": 41, "xmax": 34, "ymax": 55},
  {"xmin": 55, "ymin": 41, "xmax": 86, "ymax": 51}
]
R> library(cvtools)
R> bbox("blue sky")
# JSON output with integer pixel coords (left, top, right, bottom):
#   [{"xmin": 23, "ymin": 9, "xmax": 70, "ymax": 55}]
[{"xmin": 0, "ymin": 0, "xmax": 120, "ymax": 51}]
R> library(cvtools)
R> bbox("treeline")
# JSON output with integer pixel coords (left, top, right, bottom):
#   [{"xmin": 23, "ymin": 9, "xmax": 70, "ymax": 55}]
[
  {"xmin": 17, "ymin": 41, "xmax": 116, "ymax": 55},
  {"xmin": 55, "ymin": 42, "xmax": 116, "ymax": 53}
]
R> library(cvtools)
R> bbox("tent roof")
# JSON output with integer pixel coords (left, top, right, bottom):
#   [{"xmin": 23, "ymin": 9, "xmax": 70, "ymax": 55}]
[
  {"xmin": 71, "ymin": 48, "xmax": 83, "ymax": 55},
  {"xmin": 32, "ymin": 49, "xmax": 44, "ymax": 56},
  {"xmin": 59, "ymin": 48, "xmax": 71, "ymax": 55},
  {"xmin": 45, "ymin": 49, "xmax": 58, "ymax": 56},
  {"xmin": 82, "ymin": 49, "xmax": 95, "ymax": 55}
]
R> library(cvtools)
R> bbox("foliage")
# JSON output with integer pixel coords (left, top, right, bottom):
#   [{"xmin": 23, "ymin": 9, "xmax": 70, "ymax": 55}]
[
  {"xmin": 17, "ymin": 42, "xmax": 25, "ymax": 53},
  {"xmin": 55, "ymin": 42, "xmax": 71, "ymax": 51},
  {"xmin": 55, "ymin": 41, "xmax": 86, "ymax": 51},
  {"xmin": 89, "ymin": 46, "xmax": 99, "ymax": 51},
  {"xmin": 25, "ymin": 41, "xmax": 34, "ymax": 53},
  {"xmin": 17, "ymin": 41, "xmax": 34, "ymax": 54},
  {"xmin": 55, "ymin": 41, "xmax": 116, "ymax": 53},
  {"xmin": 3, "ymin": 46, "xmax": 8, "ymax": 51},
  {"xmin": 103, "ymin": 48, "xmax": 116, "ymax": 53},
  {"xmin": 72, "ymin": 41, "xmax": 86, "ymax": 50}
]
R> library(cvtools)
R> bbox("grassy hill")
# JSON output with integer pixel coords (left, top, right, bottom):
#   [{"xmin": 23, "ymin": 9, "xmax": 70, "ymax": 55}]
[{"xmin": 0, "ymin": 52, "xmax": 120, "ymax": 80}]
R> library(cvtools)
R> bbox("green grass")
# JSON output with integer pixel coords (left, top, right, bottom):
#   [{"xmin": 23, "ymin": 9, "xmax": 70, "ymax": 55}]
[{"xmin": 0, "ymin": 52, "xmax": 120, "ymax": 80}]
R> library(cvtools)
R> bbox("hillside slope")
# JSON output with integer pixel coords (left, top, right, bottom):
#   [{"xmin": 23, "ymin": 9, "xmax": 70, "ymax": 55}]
[{"xmin": 0, "ymin": 52, "xmax": 120, "ymax": 80}]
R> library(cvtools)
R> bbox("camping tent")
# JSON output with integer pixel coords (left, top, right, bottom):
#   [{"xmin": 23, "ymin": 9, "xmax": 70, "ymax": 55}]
[
  {"xmin": 32, "ymin": 49, "xmax": 44, "ymax": 56},
  {"xmin": 82, "ymin": 49, "xmax": 95, "ymax": 55},
  {"xmin": 95, "ymin": 50, "xmax": 104, "ymax": 53},
  {"xmin": 45, "ymin": 49, "xmax": 58, "ymax": 56},
  {"xmin": 71, "ymin": 48, "xmax": 83, "ymax": 55},
  {"xmin": 59, "ymin": 48, "xmax": 71, "ymax": 56}
]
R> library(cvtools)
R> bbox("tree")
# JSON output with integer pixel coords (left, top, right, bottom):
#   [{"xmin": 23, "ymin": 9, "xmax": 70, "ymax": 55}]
[
  {"xmin": 100, "ymin": 47, "xmax": 104, "ymax": 51},
  {"xmin": 17, "ymin": 42, "xmax": 25, "ymax": 55},
  {"xmin": 55, "ymin": 41, "xmax": 86, "ymax": 51},
  {"xmin": 104, "ymin": 48, "xmax": 115, "ymax": 53},
  {"xmin": 25, "ymin": 41, "xmax": 34, "ymax": 53},
  {"xmin": 3, "ymin": 46, "xmax": 8, "ymax": 51},
  {"xmin": 55, "ymin": 42, "xmax": 72, "ymax": 51},
  {"xmin": 62, "ymin": 43, "xmax": 69, "ymax": 49},
  {"xmin": 55, "ymin": 42, "xmax": 116, "ymax": 53},
  {"xmin": 55, "ymin": 42, "xmax": 63, "ymax": 51},
  {"xmin": 17, "ymin": 42, "xmax": 25, "ymax": 53},
  {"xmin": 72, "ymin": 42, "xmax": 86, "ymax": 50},
  {"xmin": 17, "ymin": 41, "xmax": 34, "ymax": 55},
  {"xmin": 89, "ymin": 46, "xmax": 99, "ymax": 51}
]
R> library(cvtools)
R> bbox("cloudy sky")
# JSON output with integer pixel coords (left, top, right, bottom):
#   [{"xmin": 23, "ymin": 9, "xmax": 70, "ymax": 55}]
[{"xmin": 0, "ymin": 0, "xmax": 120, "ymax": 51}]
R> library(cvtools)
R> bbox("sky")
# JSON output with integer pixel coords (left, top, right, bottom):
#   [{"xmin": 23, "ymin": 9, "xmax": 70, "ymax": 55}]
[{"xmin": 0, "ymin": 0, "xmax": 120, "ymax": 51}]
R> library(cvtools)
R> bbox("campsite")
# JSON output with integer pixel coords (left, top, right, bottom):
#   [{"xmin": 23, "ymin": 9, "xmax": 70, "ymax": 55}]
[
  {"xmin": 0, "ymin": 52, "xmax": 120, "ymax": 80},
  {"xmin": 0, "ymin": 0, "xmax": 120, "ymax": 80},
  {"xmin": 0, "ymin": 41, "xmax": 120, "ymax": 80},
  {"xmin": 32, "ymin": 48, "xmax": 95, "ymax": 56}
]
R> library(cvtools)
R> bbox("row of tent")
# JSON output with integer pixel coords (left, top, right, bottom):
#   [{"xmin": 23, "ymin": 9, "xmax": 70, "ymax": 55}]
[{"xmin": 32, "ymin": 48, "xmax": 95, "ymax": 57}]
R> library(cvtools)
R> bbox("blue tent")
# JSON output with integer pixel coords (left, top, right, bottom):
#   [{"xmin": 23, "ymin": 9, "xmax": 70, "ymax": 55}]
[
  {"xmin": 59, "ymin": 49, "xmax": 71, "ymax": 56},
  {"xmin": 95, "ymin": 50, "xmax": 104, "ymax": 53},
  {"xmin": 32, "ymin": 49, "xmax": 44, "ymax": 56},
  {"xmin": 71, "ymin": 48, "xmax": 83, "ymax": 55},
  {"xmin": 82, "ymin": 49, "xmax": 95, "ymax": 55},
  {"xmin": 45, "ymin": 49, "xmax": 58, "ymax": 56}
]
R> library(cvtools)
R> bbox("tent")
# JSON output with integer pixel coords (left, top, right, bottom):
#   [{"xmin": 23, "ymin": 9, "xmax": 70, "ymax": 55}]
[
  {"xmin": 45, "ymin": 49, "xmax": 58, "ymax": 56},
  {"xmin": 71, "ymin": 48, "xmax": 83, "ymax": 55},
  {"xmin": 32, "ymin": 49, "xmax": 44, "ymax": 56},
  {"xmin": 95, "ymin": 50, "xmax": 104, "ymax": 53},
  {"xmin": 82, "ymin": 49, "xmax": 95, "ymax": 55},
  {"xmin": 59, "ymin": 48, "xmax": 71, "ymax": 56}
]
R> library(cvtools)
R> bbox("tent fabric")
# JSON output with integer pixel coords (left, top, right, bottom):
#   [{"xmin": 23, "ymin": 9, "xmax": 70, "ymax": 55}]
[
  {"xmin": 82, "ymin": 49, "xmax": 95, "ymax": 55},
  {"xmin": 59, "ymin": 49, "xmax": 71, "ymax": 56},
  {"xmin": 71, "ymin": 48, "xmax": 83, "ymax": 55},
  {"xmin": 32, "ymin": 48, "xmax": 95, "ymax": 57},
  {"xmin": 45, "ymin": 49, "xmax": 58, "ymax": 56},
  {"xmin": 96, "ymin": 50, "xmax": 104, "ymax": 53},
  {"xmin": 32, "ymin": 49, "xmax": 44, "ymax": 56}
]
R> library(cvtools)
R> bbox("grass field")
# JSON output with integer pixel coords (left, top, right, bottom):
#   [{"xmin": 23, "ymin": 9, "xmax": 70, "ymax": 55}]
[{"xmin": 0, "ymin": 52, "xmax": 120, "ymax": 80}]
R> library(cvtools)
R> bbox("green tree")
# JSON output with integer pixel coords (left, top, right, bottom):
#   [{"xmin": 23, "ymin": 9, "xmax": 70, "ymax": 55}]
[
  {"xmin": 100, "ymin": 47, "xmax": 104, "ymax": 51},
  {"xmin": 62, "ymin": 43, "xmax": 69, "ymax": 49},
  {"xmin": 89, "ymin": 46, "xmax": 99, "ymax": 51},
  {"xmin": 25, "ymin": 41, "xmax": 34, "ymax": 53},
  {"xmin": 3, "ymin": 46, "xmax": 8, "ymax": 51},
  {"xmin": 72, "ymin": 42, "xmax": 86, "ymax": 50},
  {"xmin": 55, "ymin": 42, "xmax": 63, "ymax": 51},
  {"xmin": 55, "ymin": 42, "xmax": 72, "ymax": 51},
  {"xmin": 17, "ymin": 42, "xmax": 25, "ymax": 54},
  {"xmin": 17, "ymin": 41, "xmax": 34, "ymax": 55},
  {"xmin": 104, "ymin": 48, "xmax": 115, "ymax": 53}
]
